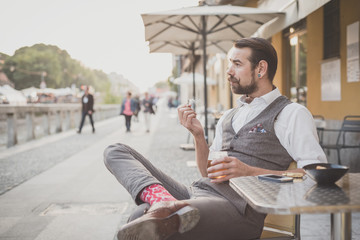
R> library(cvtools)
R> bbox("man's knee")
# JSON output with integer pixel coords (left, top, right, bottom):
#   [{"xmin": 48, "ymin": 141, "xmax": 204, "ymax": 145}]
[{"xmin": 103, "ymin": 143, "xmax": 129, "ymax": 169}]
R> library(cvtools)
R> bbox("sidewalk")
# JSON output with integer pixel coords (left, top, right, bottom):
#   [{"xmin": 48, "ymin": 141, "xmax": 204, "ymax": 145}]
[
  {"xmin": 0, "ymin": 98, "xmax": 359, "ymax": 240},
  {"xmin": 0, "ymin": 99, "xmax": 198, "ymax": 240}
]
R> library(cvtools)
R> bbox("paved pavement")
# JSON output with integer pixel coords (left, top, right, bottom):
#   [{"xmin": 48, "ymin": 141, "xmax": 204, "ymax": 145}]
[{"xmin": 0, "ymin": 98, "xmax": 359, "ymax": 240}]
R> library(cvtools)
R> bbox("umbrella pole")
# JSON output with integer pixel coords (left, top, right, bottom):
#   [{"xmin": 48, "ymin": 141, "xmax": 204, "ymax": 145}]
[
  {"xmin": 192, "ymin": 43, "xmax": 196, "ymax": 110},
  {"xmin": 202, "ymin": 16, "xmax": 208, "ymax": 144}
]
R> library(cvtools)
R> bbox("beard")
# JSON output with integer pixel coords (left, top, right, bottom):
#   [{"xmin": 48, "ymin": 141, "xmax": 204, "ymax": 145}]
[{"xmin": 228, "ymin": 71, "xmax": 258, "ymax": 95}]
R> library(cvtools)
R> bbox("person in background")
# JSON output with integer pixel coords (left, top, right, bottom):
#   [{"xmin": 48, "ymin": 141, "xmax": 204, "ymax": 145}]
[
  {"xmin": 133, "ymin": 95, "xmax": 141, "ymax": 122},
  {"xmin": 77, "ymin": 86, "xmax": 95, "ymax": 134},
  {"xmin": 142, "ymin": 92, "xmax": 155, "ymax": 132},
  {"xmin": 120, "ymin": 91, "xmax": 136, "ymax": 132}
]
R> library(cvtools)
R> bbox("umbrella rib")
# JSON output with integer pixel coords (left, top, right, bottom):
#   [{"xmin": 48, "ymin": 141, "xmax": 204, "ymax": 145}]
[
  {"xmin": 229, "ymin": 14, "xmax": 266, "ymax": 25},
  {"xmin": 208, "ymin": 41, "xmax": 228, "ymax": 54},
  {"xmin": 149, "ymin": 20, "xmax": 200, "ymax": 41},
  {"xmin": 207, "ymin": 15, "xmax": 228, "ymax": 33},
  {"xmin": 185, "ymin": 15, "xmax": 202, "ymax": 33},
  {"xmin": 209, "ymin": 14, "xmax": 268, "ymax": 36},
  {"xmin": 169, "ymin": 41, "xmax": 193, "ymax": 50},
  {"xmin": 210, "ymin": 19, "xmax": 246, "ymax": 38},
  {"xmin": 147, "ymin": 15, "xmax": 198, "ymax": 41},
  {"xmin": 152, "ymin": 42, "xmax": 171, "ymax": 52},
  {"xmin": 148, "ymin": 24, "xmax": 175, "ymax": 41},
  {"xmin": 152, "ymin": 41, "xmax": 195, "ymax": 53}
]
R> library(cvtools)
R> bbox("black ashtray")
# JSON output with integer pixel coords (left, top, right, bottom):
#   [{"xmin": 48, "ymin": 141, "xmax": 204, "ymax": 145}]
[{"xmin": 303, "ymin": 163, "xmax": 349, "ymax": 185}]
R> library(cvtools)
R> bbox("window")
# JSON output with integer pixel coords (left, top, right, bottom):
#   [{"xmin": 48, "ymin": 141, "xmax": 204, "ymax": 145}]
[
  {"xmin": 323, "ymin": 0, "xmax": 340, "ymax": 59},
  {"xmin": 283, "ymin": 19, "xmax": 308, "ymax": 106}
]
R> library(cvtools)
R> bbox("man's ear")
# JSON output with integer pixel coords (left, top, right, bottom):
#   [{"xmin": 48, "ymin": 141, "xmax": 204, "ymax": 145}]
[{"xmin": 257, "ymin": 60, "xmax": 268, "ymax": 79}]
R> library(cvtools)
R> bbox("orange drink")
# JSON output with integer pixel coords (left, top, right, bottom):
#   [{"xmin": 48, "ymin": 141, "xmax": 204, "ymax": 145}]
[{"xmin": 207, "ymin": 151, "xmax": 228, "ymax": 179}]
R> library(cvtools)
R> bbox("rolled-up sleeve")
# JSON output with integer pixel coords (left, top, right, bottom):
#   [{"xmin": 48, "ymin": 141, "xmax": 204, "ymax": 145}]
[{"xmin": 275, "ymin": 104, "xmax": 327, "ymax": 168}]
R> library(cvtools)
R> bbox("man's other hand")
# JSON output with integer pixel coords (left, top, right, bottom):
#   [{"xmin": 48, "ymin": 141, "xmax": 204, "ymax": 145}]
[
  {"xmin": 207, "ymin": 156, "xmax": 253, "ymax": 183},
  {"xmin": 177, "ymin": 105, "xmax": 203, "ymax": 137}
]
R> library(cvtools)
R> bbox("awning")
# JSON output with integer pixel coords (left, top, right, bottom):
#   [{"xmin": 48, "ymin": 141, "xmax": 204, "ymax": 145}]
[{"xmin": 254, "ymin": 0, "xmax": 331, "ymax": 39}]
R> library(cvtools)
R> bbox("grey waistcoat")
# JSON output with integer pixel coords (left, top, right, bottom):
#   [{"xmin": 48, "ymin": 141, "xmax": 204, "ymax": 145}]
[
  {"xmin": 192, "ymin": 96, "xmax": 294, "ymax": 215},
  {"xmin": 222, "ymin": 95, "xmax": 294, "ymax": 170}
]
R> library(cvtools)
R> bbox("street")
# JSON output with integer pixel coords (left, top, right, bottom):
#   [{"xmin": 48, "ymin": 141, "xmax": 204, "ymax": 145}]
[{"xmin": 0, "ymin": 98, "xmax": 359, "ymax": 239}]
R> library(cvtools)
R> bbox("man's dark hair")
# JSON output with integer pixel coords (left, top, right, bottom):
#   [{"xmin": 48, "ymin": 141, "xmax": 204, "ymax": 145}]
[{"xmin": 234, "ymin": 37, "xmax": 278, "ymax": 81}]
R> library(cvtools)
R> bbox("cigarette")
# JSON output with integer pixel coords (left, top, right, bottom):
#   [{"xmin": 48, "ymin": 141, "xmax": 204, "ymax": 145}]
[{"xmin": 187, "ymin": 99, "xmax": 195, "ymax": 106}]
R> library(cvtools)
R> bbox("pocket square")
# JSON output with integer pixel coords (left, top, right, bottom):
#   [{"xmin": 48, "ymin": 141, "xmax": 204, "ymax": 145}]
[{"xmin": 249, "ymin": 123, "xmax": 267, "ymax": 133}]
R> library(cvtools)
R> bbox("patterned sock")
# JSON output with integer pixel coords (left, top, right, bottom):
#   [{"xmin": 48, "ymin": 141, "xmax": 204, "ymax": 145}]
[{"xmin": 140, "ymin": 184, "xmax": 177, "ymax": 205}]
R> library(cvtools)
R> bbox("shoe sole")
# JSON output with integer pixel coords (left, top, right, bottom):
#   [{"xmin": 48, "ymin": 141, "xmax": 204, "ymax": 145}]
[
  {"xmin": 117, "ymin": 206, "xmax": 200, "ymax": 240},
  {"xmin": 173, "ymin": 206, "xmax": 200, "ymax": 233}
]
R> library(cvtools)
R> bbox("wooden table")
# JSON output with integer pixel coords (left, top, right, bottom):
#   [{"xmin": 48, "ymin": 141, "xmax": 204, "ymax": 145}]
[{"xmin": 229, "ymin": 173, "xmax": 360, "ymax": 240}]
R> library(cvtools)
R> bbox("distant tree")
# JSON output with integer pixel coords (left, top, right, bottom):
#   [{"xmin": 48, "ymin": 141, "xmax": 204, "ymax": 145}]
[
  {"xmin": 0, "ymin": 52, "xmax": 10, "ymax": 70},
  {"xmin": 2, "ymin": 44, "xmax": 111, "ymax": 91},
  {"xmin": 154, "ymin": 81, "xmax": 168, "ymax": 89}
]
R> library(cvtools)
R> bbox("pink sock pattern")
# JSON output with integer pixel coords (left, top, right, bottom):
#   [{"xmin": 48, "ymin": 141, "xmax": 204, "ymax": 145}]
[{"xmin": 140, "ymin": 184, "xmax": 177, "ymax": 205}]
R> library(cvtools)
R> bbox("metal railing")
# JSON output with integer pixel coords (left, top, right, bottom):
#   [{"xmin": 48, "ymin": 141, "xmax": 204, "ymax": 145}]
[{"xmin": 0, "ymin": 104, "xmax": 119, "ymax": 148}]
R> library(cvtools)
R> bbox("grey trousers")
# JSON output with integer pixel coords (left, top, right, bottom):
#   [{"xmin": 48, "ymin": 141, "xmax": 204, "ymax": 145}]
[{"xmin": 104, "ymin": 143, "xmax": 265, "ymax": 240}]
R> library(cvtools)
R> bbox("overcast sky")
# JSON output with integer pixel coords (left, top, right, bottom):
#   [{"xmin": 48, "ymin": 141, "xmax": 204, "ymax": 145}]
[{"xmin": 0, "ymin": 0, "xmax": 199, "ymax": 91}]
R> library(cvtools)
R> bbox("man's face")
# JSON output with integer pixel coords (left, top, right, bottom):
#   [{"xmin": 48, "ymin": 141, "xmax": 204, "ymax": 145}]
[{"xmin": 226, "ymin": 47, "xmax": 258, "ymax": 95}]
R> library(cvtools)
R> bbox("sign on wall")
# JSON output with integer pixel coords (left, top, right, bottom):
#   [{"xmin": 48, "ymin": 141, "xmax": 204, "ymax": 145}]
[
  {"xmin": 321, "ymin": 58, "xmax": 341, "ymax": 101},
  {"xmin": 347, "ymin": 21, "xmax": 359, "ymax": 83}
]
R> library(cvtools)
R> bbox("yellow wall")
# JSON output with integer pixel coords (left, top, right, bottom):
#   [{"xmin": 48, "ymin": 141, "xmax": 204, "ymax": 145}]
[
  {"xmin": 306, "ymin": 7, "xmax": 324, "ymax": 117},
  {"xmin": 307, "ymin": 0, "xmax": 360, "ymax": 120},
  {"xmin": 271, "ymin": 33, "xmax": 285, "ymax": 94}
]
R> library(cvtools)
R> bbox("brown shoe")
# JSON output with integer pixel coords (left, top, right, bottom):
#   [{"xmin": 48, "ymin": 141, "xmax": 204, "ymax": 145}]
[{"xmin": 117, "ymin": 201, "xmax": 200, "ymax": 240}]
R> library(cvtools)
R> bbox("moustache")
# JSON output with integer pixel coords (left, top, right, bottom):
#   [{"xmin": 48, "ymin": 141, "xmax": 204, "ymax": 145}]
[{"xmin": 227, "ymin": 75, "xmax": 239, "ymax": 83}]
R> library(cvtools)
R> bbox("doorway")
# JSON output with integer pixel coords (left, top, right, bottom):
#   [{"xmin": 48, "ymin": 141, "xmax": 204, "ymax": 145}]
[{"xmin": 284, "ymin": 20, "xmax": 308, "ymax": 106}]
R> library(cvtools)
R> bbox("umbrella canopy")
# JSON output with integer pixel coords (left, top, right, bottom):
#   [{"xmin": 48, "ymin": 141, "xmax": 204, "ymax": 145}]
[
  {"xmin": 141, "ymin": 4, "xmax": 284, "ymax": 142},
  {"xmin": 173, "ymin": 72, "xmax": 216, "ymax": 85},
  {"xmin": 142, "ymin": 5, "xmax": 284, "ymax": 42},
  {"xmin": 148, "ymin": 39, "xmax": 234, "ymax": 55}
]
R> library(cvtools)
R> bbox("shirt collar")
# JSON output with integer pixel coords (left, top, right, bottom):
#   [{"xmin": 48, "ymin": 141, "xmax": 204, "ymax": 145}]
[{"xmin": 236, "ymin": 87, "xmax": 281, "ymax": 107}]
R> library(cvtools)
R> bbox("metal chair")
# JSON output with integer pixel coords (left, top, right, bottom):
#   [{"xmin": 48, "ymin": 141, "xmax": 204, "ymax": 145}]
[
  {"xmin": 321, "ymin": 115, "xmax": 360, "ymax": 165},
  {"xmin": 313, "ymin": 115, "xmax": 326, "ymax": 145}
]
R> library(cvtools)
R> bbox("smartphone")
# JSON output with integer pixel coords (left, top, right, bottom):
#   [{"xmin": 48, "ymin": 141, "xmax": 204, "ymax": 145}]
[{"xmin": 258, "ymin": 174, "xmax": 293, "ymax": 183}]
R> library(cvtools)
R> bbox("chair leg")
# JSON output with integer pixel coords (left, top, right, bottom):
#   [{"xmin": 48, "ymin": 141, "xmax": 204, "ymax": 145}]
[
  {"xmin": 294, "ymin": 214, "xmax": 301, "ymax": 240},
  {"xmin": 337, "ymin": 149, "xmax": 341, "ymax": 165}
]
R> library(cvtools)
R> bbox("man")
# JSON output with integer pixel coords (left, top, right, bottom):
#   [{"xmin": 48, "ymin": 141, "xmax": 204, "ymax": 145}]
[
  {"xmin": 77, "ymin": 86, "xmax": 95, "ymax": 134},
  {"xmin": 104, "ymin": 37, "xmax": 327, "ymax": 240},
  {"xmin": 142, "ymin": 92, "xmax": 155, "ymax": 132}
]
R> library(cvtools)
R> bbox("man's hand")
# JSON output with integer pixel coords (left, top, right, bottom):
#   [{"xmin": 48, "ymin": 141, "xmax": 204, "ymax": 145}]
[
  {"xmin": 88, "ymin": 110, "xmax": 93, "ymax": 115},
  {"xmin": 207, "ymin": 157, "xmax": 305, "ymax": 183},
  {"xmin": 177, "ymin": 105, "xmax": 203, "ymax": 137},
  {"xmin": 207, "ymin": 156, "xmax": 253, "ymax": 183}
]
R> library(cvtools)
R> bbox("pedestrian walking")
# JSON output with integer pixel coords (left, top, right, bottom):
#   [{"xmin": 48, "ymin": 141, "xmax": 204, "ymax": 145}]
[
  {"xmin": 104, "ymin": 37, "xmax": 327, "ymax": 240},
  {"xmin": 132, "ymin": 95, "xmax": 141, "ymax": 122},
  {"xmin": 142, "ymin": 92, "xmax": 155, "ymax": 132},
  {"xmin": 120, "ymin": 91, "xmax": 136, "ymax": 132},
  {"xmin": 77, "ymin": 86, "xmax": 95, "ymax": 134}
]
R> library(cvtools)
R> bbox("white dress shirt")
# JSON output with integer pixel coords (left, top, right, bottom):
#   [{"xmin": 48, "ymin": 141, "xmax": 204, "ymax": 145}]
[{"xmin": 209, "ymin": 88, "xmax": 327, "ymax": 168}]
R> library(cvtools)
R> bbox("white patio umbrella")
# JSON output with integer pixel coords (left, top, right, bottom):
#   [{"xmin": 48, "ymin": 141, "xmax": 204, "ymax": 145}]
[
  {"xmin": 148, "ymin": 39, "xmax": 234, "ymax": 55},
  {"xmin": 141, "ymin": 4, "xmax": 284, "ymax": 142},
  {"xmin": 173, "ymin": 72, "xmax": 216, "ymax": 85},
  {"xmin": 149, "ymin": 39, "xmax": 232, "ymax": 109}
]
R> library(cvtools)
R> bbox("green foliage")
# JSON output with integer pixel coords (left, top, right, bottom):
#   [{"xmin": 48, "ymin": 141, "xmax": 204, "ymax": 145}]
[
  {"xmin": 154, "ymin": 81, "xmax": 168, "ymax": 89},
  {"xmin": 103, "ymin": 90, "xmax": 122, "ymax": 104},
  {"xmin": 102, "ymin": 81, "xmax": 122, "ymax": 104},
  {"xmin": 2, "ymin": 44, "xmax": 111, "ymax": 91},
  {"xmin": 168, "ymin": 66, "xmax": 179, "ymax": 93}
]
